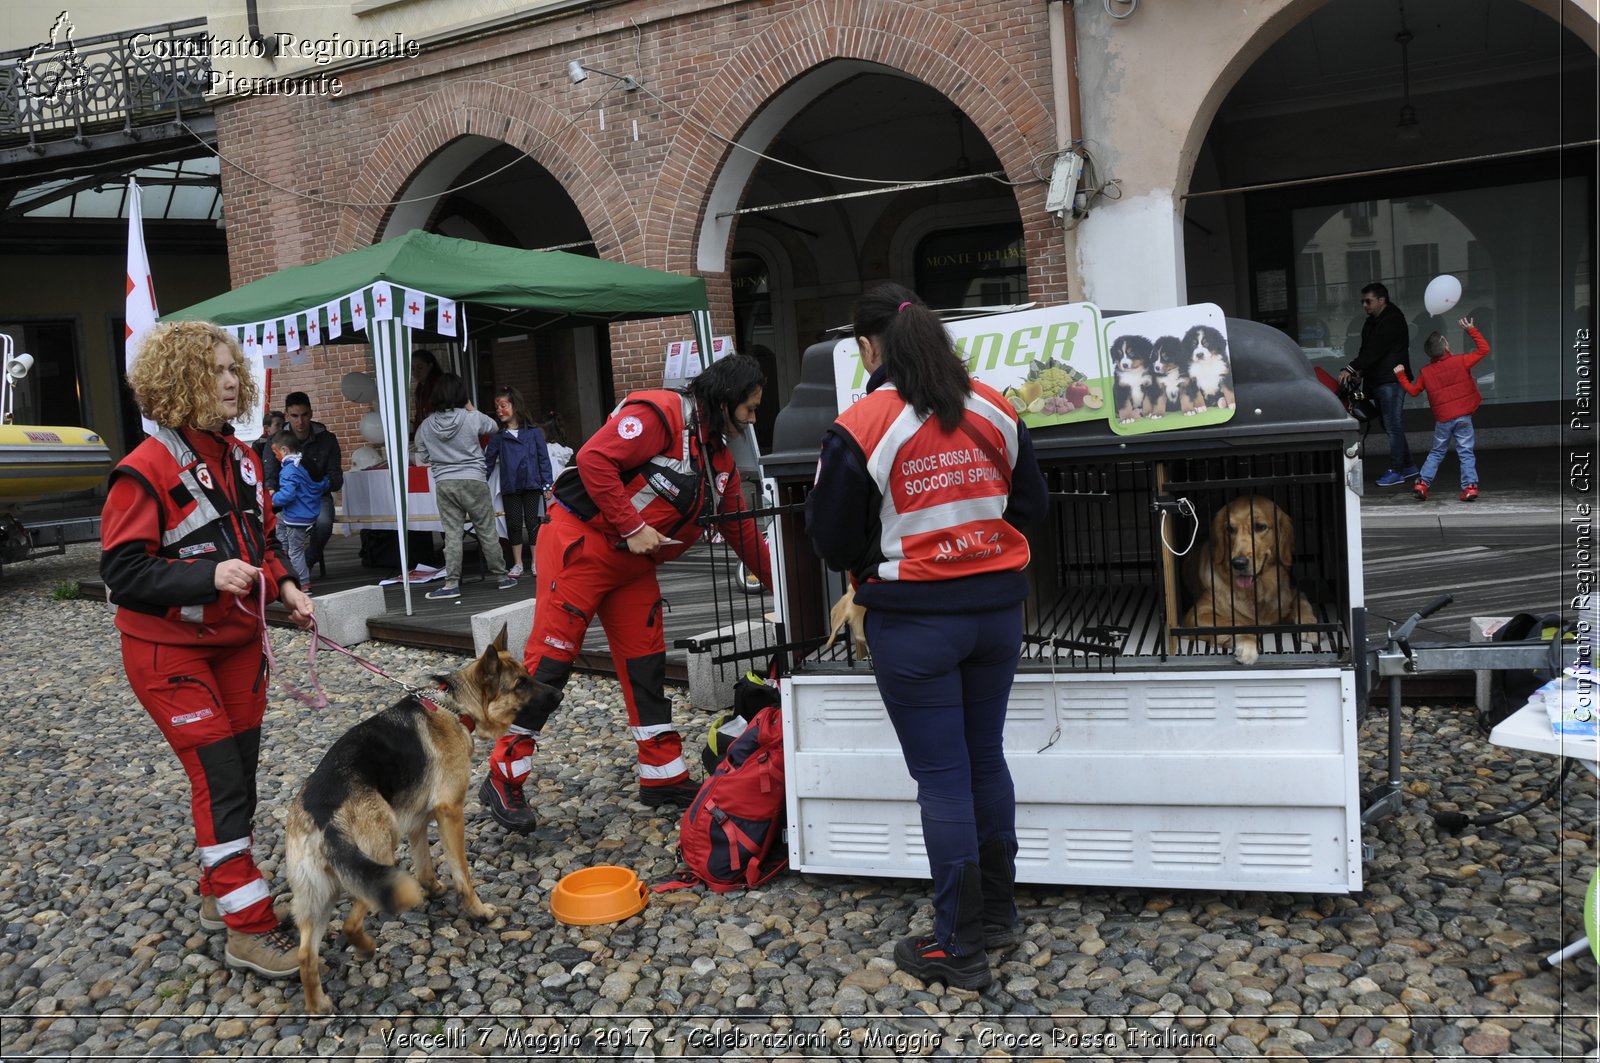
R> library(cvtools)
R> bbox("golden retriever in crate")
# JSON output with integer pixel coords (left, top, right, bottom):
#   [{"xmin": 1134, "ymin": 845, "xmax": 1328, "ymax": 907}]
[{"xmin": 1182, "ymin": 495, "xmax": 1317, "ymax": 664}]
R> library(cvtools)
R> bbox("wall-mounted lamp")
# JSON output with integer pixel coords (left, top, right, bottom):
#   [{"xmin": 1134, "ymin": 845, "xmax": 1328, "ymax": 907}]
[{"xmin": 567, "ymin": 60, "xmax": 638, "ymax": 92}]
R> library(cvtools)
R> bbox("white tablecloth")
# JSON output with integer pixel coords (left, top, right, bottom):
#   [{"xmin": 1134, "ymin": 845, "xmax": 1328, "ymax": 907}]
[{"xmin": 339, "ymin": 466, "xmax": 506, "ymax": 537}]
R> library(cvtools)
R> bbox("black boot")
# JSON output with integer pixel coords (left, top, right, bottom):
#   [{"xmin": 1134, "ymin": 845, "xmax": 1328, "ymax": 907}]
[
  {"xmin": 978, "ymin": 836, "xmax": 1019, "ymax": 948},
  {"xmin": 894, "ymin": 863, "xmax": 991, "ymax": 990}
]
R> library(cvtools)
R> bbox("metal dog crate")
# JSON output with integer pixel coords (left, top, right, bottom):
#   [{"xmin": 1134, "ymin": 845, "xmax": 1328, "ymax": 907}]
[{"xmin": 763, "ymin": 316, "xmax": 1369, "ymax": 893}]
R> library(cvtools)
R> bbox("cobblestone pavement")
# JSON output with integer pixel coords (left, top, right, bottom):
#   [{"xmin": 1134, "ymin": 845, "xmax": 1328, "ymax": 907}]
[{"xmin": 2, "ymin": 546, "xmax": 1596, "ymax": 1060}]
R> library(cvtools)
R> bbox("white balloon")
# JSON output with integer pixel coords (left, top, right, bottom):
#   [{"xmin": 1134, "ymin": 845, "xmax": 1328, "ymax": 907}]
[
  {"xmin": 359, "ymin": 410, "xmax": 387, "ymax": 445},
  {"xmin": 1424, "ymin": 274, "xmax": 1462, "ymax": 317},
  {"xmin": 341, "ymin": 371, "xmax": 378, "ymax": 404},
  {"xmin": 350, "ymin": 445, "xmax": 383, "ymax": 471}
]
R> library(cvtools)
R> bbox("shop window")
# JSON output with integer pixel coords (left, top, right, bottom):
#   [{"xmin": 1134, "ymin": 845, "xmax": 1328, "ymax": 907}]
[
  {"xmin": 1288, "ymin": 177, "xmax": 1590, "ymax": 406},
  {"xmin": 913, "ymin": 225, "xmax": 1026, "ymax": 310},
  {"xmin": 1401, "ymin": 243, "xmax": 1440, "ymax": 303}
]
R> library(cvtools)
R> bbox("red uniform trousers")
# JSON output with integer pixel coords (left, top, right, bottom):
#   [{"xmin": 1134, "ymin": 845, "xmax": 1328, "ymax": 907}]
[
  {"xmin": 508, "ymin": 505, "xmax": 688, "ymax": 788},
  {"xmin": 120, "ymin": 634, "xmax": 278, "ymax": 932}
]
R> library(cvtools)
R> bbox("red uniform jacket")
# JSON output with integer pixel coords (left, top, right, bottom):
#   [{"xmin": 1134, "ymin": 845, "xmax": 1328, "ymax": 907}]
[
  {"xmin": 831, "ymin": 379, "xmax": 1028, "ymax": 584},
  {"xmin": 553, "ymin": 390, "xmax": 771, "ymax": 586},
  {"xmin": 101, "ymin": 426, "xmax": 292, "ymax": 645},
  {"xmin": 1396, "ymin": 325, "xmax": 1490, "ymax": 422}
]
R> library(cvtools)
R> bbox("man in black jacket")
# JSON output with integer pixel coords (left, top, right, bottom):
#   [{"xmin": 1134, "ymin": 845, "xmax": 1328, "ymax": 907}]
[
  {"xmin": 262, "ymin": 392, "xmax": 343, "ymax": 575},
  {"xmin": 1341, "ymin": 282, "xmax": 1417, "ymax": 486}
]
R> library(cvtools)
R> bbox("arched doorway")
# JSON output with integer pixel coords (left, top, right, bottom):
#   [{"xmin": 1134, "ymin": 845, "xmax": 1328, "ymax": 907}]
[
  {"xmin": 1184, "ymin": 0, "xmax": 1597, "ymax": 433},
  {"xmin": 715, "ymin": 62, "xmax": 1028, "ymax": 417},
  {"xmin": 384, "ymin": 134, "xmax": 613, "ymax": 443}
]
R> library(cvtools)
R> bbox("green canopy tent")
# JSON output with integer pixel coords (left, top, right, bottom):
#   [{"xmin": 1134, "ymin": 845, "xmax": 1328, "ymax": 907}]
[{"xmin": 165, "ymin": 229, "xmax": 715, "ymax": 614}]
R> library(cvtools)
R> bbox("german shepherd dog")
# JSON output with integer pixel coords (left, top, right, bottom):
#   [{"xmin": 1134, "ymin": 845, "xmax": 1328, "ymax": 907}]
[
  {"xmin": 1111, "ymin": 334, "xmax": 1156, "ymax": 423},
  {"xmin": 1149, "ymin": 335, "xmax": 1192, "ymax": 417},
  {"xmin": 285, "ymin": 629, "xmax": 560, "ymax": 1014}
]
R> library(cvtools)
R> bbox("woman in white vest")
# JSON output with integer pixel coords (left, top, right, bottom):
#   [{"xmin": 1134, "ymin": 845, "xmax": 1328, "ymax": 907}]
[{"xmin": 806, "ymin": 283, "xmax": 1048, "ymax": 991}]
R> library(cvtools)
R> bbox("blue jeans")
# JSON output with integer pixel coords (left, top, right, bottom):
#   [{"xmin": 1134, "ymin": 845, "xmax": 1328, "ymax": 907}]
[
  {"xmin": 277, "ymin": 522, "xmax": 312, "ymax": 586},
  {"xmin": 868, "ymin": 604, "xmax": 1022, "ymax": 951},
  {"xmin": 1419, "ymin": 415, "xmax": 1478, "ymax": 488},
  {"xmin": 1376, "ymin": 380, "xmax": 1413, "ymax": 469}
]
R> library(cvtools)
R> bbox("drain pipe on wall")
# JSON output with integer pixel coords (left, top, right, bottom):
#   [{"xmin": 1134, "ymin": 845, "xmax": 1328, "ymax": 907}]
[
  {"xmin": 1047, "ymin": 0, "xmax": 1082, "ymax": 156},
  {"xmin": 1046, "ymin": 0, "xmax": 1089, "ymax": 300},
  {"xmin": 244, "ymin": 0, "xmax": 281, "ymax": 58}
]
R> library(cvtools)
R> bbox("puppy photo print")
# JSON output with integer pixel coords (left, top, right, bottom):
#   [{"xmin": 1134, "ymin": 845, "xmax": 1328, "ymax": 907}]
[{"xmin": 1103, "ymin": 303, "xmax": 1235, "ymax": 436}]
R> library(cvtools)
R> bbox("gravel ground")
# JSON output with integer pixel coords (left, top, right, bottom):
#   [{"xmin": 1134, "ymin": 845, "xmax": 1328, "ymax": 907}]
[{"xmin": 2, "ymin": 544, "xmax": 1596, "ymax": 1060}]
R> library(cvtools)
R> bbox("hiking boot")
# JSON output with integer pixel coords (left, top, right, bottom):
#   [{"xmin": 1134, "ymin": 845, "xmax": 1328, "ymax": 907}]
[
  {"xmin": 1460, "ymin": 483, "xmax": 1478, "ymax": 502},
  {"xmin": 425, "ymin": 584, "xmax": 461, "ymax": 600},
  {"xmin": 1412, "ymin": 481, "xmax": 1429, "ymax": 502},
  {"xmin": 200, "ymin": 895, "xmax": 224, "ymax": 930},
  {"xmin": 224, "ymin": 918, "xmax": 299, "ymax": 979},
  {"xmin": 893, "ymin": 934, "xmax": 992, "ymax": 990},
  {"xmin": 479, "ymin": 776, "xmax": 538, "ymax": 834},
  {"xmin": 639, "ymin": 776, "xmax": 702, "ymax": 809},
  {"xmin": 1375, "ymin": 468, "xmax": 1413, "ymax": 487}
]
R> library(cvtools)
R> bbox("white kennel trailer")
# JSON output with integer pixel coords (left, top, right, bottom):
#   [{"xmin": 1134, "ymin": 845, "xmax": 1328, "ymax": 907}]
[{"xmin": 760, "ymin": 315, "xmax": 1368, "ymax": 894}]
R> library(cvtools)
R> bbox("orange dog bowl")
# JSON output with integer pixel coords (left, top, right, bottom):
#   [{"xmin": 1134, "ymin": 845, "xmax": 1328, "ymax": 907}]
[{"xmin": 550, "ymin": 865, "xmax": 649, "ymax": 925}]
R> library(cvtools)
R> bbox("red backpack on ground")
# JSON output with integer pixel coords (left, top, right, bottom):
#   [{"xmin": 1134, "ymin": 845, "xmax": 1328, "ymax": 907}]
[{"xmin": 658, "ymin": 703, "xmax": 788, "ymax": 892}]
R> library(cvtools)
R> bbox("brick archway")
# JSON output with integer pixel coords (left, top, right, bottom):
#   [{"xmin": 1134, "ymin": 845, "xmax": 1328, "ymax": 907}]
[
  {"xmin": 329, "ymin": 79, "xmax": 641, "ymax": 259},
  {"xmin": 652, "ymin": 0, "xmax": 1065, "ymax": 289}
]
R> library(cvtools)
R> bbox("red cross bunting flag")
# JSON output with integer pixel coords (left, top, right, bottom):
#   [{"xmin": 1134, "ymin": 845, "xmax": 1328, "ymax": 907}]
[
  {"xmin": 326, "ymin": 300, "xmax": 343, "ymax": 340},
  {"xmin": 436, "ymin": 297, "xmax": 458, "ymax": 338},
  {"xmin": 402, "ymin": 291, "xmax": 425, "ymax": 329},
  {"xmin": 307, "ymin": 313, "xmax": 321, "ymax": 346},
  {"xmin": 351, "ymin": 296, "xmax": 367, "ymax": 331},
  {"xmin": 371, "ymin": 282, "xmax": 393, "ymax": 321},
  {"xmin": 284, "ymin": 316, "xmax": 301, "ymax": 353}
]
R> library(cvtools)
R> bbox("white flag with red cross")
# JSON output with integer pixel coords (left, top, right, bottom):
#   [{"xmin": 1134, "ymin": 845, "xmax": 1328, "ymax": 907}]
[
  {"xmin": 371, "ymin": 282, "xmax": 394, "ymax": 321},
  {"xmin": 124, "ymin": 178, "xmax": 159, "ymax": 435},
  {"xmin": 402, "ymin": 290, "xmax": 425, "ymax": 329},
  {"xmin": 436, "ymin": 297, "xmax": 458, "ymax": 337}
]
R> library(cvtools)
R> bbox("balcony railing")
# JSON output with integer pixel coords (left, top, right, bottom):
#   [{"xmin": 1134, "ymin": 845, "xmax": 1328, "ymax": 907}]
[{"xmin": 0, "ymin": 18, "xmax": 211, "ymax": 151}]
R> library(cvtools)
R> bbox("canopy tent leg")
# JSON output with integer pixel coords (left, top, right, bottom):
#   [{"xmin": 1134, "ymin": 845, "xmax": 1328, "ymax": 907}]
[{"xmin": 372, "ymin": 315, "xmax": 415, "ymax": 615}]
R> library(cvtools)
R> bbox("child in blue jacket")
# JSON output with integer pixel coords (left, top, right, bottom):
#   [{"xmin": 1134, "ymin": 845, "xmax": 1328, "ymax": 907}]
[
  {"xmin": 486, "ymin": 386, "xmax": 553, "ymax": 579},
  {"xmin": 270, "ymin": 428, "xmax": 327, "ymax": 587}
]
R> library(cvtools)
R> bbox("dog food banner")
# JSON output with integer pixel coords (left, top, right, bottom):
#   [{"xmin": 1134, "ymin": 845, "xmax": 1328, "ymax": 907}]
[
  {"xmin": 830, "ymin": 301, "xmax": 1235, "ymax": 436},
  {"xmin": 831, "ymin": 302, "xmax": 1107, "ymax": 425},
  {"xmin": 1103, "ymin": 303, "xmax": 1235, "ymax": 436}
]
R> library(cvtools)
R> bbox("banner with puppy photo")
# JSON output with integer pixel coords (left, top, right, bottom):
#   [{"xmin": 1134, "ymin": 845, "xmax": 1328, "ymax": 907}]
[
  {"xmin": 1102, "ymin": 304, "xmax": 1235, "ymax": 436},
  {"xmin": 831, "ymin": 302, "xmax": 1108, "ymax": 427}
]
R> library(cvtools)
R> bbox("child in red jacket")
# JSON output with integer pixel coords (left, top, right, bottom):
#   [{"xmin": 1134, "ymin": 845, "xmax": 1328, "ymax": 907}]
[{"xmin": 1394, "ymin": 317, "xmax": 1490, "ymax": 502}]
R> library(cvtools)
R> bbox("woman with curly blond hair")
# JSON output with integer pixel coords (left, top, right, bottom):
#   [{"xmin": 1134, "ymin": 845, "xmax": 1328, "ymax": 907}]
[{"xmin": 101, "ymin": 320, "xmax": 313, "ymax": 980}]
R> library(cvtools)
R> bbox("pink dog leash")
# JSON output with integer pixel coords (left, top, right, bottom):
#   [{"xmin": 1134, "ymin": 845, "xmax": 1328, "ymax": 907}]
[{"xmin": 241, "ymin": 576, "xmax": 453, "ymax": 714}]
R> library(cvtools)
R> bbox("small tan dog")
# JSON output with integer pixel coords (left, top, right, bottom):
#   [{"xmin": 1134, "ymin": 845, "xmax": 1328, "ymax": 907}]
[
  {"xmin": 824, "ymin": 585, "xmax": 869, "ymax": 658},
  {"xmin": 1182, "ymin": 495, "xmax": 1317, "ymax": 665},
  {"xmin": 284, "ymin": 628, "xmax": 559, "ymax": 1014}
]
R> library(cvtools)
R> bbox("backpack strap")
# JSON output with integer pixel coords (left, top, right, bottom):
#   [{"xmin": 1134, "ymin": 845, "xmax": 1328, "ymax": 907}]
[{"xmin": 652, "ymin": 873, "xmax": 705, "ymax": 893}]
